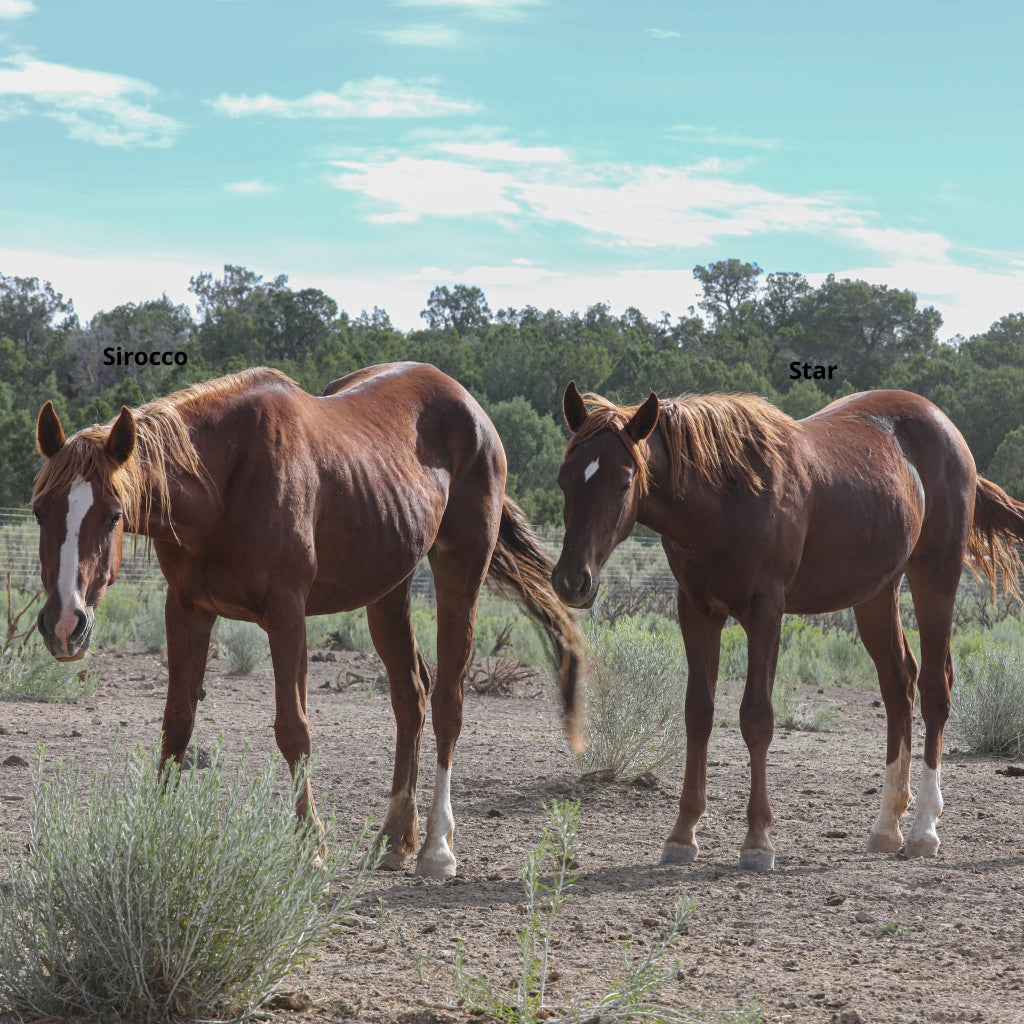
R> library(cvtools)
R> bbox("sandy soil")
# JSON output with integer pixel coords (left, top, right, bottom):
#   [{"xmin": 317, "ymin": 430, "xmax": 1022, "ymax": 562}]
[{"xmin": 2, "ymin": 646, "xmax": 1023, "ymax": 1024}]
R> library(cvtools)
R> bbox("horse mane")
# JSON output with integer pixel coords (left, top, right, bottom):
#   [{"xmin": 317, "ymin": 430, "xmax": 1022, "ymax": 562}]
[
  {"xmin": 567, "ymin": 391, "xmax": 795, "ymax": 496},
  {"xmin": 33, "ymin": 367, "xmax": 295, "ymax": 532}
]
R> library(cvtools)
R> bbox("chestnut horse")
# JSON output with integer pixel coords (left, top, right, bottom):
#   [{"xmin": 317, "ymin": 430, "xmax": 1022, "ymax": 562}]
[
  {"xmin": 553, "ymin": 382, "xmax": 1024, "ymax": 871},
  {"xmin": 32, "ymin": 363, "xmax": 585, "ymax": 879}
]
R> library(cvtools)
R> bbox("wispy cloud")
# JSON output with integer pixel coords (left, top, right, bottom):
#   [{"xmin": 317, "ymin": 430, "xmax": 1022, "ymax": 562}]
[
  {"xmin": 211, "ymin": 76, "xmax": 477, "ymax": 118},
  {"xmin": 0, "ymin": 52, "xmax": 183, "ymax": 147},
  {"xmin": 395, "ymin": 0, "xmax": 541, "ymax": 20},
  {"xmin": 0, "ymin": 0, "xmax": 36, "ymax": 19},
  {"xmin": 324, "ymin": 142, "xmax": 951, "ymax": 267},
  {"xmin": 647, "ymin": 28, "xmax": 681, "ymax": 39},
  {"xmin": 669, "ymin": 124, "xmax": 780, "ymax": 150},
  {"xmin": 225, "ymin": 179, "xmax": 275, "ymax": 194},
  {"xmin": 378, "ymin": 23, "xmax": 463, "ymax": 46}
]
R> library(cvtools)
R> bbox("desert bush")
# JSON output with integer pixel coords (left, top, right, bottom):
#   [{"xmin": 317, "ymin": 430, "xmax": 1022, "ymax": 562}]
[
  {"xmin": 94, "ymin": 589, "xmax": 140, "ymax": 651},
  {"xmin": 131, "ymin": 584, "xmax": 167, "ymax": 654},
  {"xmin": 217, "ymin": 618, "xmax": 270, "ymax": 675},
  {"xmin": 0, "ymin": 639, "xmax": 100, "ymax": 703},
  {"xmin": 950, "ymin": 642, "xmax": 1024, "ymax": 756},
  {"xmin": 317, "ymin": 608, "xmax": 375, "ymax": 654},
  {"xmin": 453, "ymin": 800, "xmax": 758, "ymax": 1024},
  {"xmin": 576, "ymin": 617, "xmax": 688, "ymax": 780},
  {"xmin": 0, "ymin": 739, "xmax": 377, "ymax": 1022}
]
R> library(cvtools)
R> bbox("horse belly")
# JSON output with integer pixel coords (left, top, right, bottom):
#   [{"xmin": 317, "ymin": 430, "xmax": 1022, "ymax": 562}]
[{"xmin": 785, "ymin": 488, "xmax": 921, "ymax": 614}]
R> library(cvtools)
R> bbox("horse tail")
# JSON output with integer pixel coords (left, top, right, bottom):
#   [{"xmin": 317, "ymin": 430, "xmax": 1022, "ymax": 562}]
[
  {"xmin": 967, "ymin": 477, "xmax": 1024, "ymax": 600},
  {"xmin": 487, "ymin": 497, "xmax": 587, "ymax": 755}
]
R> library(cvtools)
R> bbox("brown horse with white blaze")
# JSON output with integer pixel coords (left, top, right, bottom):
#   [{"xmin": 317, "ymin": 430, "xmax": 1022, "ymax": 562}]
[
  {"xmin": 553, "ymin": 382, "xmax": 1024, "ymax": 871},
  {"xmin": 32, "ymin": 363, "xmax": 585, "ymax": 879}
]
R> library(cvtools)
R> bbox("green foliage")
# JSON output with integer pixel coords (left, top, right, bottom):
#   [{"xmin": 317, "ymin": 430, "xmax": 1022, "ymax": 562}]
[
  {"xmin": 131, "ymin": 585, "xmax": 167, "ymax": 654},
  {"xmin": 453, "ymin": 800, "xmax": 757, "ymax": 1024},
  {"xmin": 0, "ymin": 739, "xmax": 377, "ymax": 1022},
  {"xmin": 576, "ymin": 617, "xmax": 688, "ymax": 780},
  {"xmin": 950, "ymin": 642, "xmax": 1024, "ymax": 756},
  {"xmin": 217, "ymin": 619, "xmax": 270, "ymax": 675},
  {"xmin": 0, "ymin": 639, "xmax": 100, "ymax": 703}
]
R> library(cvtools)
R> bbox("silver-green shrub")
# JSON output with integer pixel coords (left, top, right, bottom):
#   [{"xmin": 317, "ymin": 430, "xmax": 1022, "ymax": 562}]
[
  {"xmin": 217, "ymin": 618, "xmax": 270, "ymax": 675},
  {"xmin": 577, "ymin": 617, "xmax": 688, "ymax": 779},
  {"xmin": 0, "ymin": 739, "xmax": 377, "ymax": 1022},
  {"xmin": 0, "ymin": 640, "xmax": 99, "ymax": 703},
  {"xmin": 950, "ymin": 642, "xmax": 1024, "ymax": 756}
]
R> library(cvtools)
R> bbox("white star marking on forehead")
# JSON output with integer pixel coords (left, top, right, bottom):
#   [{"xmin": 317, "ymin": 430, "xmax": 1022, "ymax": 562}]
[{"xmin": 584, "ymin": 458, "xmax": 600, "ymax": 483}]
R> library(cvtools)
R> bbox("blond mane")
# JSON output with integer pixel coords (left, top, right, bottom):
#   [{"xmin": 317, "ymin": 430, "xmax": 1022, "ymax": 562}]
[
  {"xmin": 566, "ymin": 391, "xmax": 796, "ymax": 496},
  {"xmin": 33, "ymin": 368, "xmax": 295, "ymax": 532}
]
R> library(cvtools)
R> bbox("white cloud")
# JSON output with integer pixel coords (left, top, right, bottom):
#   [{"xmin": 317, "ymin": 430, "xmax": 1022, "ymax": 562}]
[
  {"xmin": 224, "ymin": 179, "xmax": 275, "ymax": 194},
  {"xmin": 432, "ymin": 138, "xmax": 569, "ymax": 164},
  {"xmin": 0, "ymin": 53, "xmax": 182, "ymax": 147},
  {"xmin": 378, "ymin": 24, "xmax": 463, "ymax": 46},
  {"xmin": 648, "ymin": 28, "xmax": 681, "ymax": 39},
  {"xmin": 669, "ymin": 124, "xmax": 780, "ymax": 150},
  {"xmin": 0, "ymin": 0, "xmax": 36, "ymax": 19},
  {"xmin": 327, "ymin": 156, "xmax": 520, "ymax": 219},
  {"xmin": 211, "ymin": 76, "xmax": 477, "ymax": 119},
  {"xmin": 396, "ymin": 0, "xmax": 541, "ymax": 20}
]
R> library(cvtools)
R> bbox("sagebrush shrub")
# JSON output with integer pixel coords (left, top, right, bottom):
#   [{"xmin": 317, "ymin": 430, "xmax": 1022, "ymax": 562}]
[
  {"xmin": 577, "ymin": 616, "xmax": 688, "ymax": 779},
  {"xmin": 218, "ymin": 618, "xmax": 270, "ymax": 675},
  {"xmin": 950, "ymin": 642, "xmax": 1024, "ymax": 756},
  {"xmin": 0, "ymin": 738, "xmax": 377, "ymax": 1022},
  {"xmin": 0, "ymin": 640, "xmax": 99, "ymax": 703}
]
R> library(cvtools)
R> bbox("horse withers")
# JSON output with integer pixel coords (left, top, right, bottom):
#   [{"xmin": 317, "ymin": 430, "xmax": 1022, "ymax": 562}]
[
  {"xmin": 553, "ymin": 382, "xmax": 1024, "ymax": 871},
  {"xmin": 31, "ymin": 363, "xmax": 585, "ymax": 879}
]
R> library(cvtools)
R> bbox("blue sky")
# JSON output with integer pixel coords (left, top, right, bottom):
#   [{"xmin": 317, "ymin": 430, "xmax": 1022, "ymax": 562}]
[{"xmin": 1, "ymin": 0, "xmax": 1022, "ymax": 340}]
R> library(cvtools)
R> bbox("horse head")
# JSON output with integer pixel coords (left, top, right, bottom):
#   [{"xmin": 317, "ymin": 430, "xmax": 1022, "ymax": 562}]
[
  {"xmin": 552, "ymin": 381, "xmax": 659, "ymax": 609},
  {"xmin": 32, "ymin": 402, "xmax": 137, "ymax": 660}
]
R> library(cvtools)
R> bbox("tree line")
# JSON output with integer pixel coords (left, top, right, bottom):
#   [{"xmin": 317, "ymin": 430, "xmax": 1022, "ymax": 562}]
[{"xmin": 1, "ymin": 259, "xmax": 1022, "ymax": 522}]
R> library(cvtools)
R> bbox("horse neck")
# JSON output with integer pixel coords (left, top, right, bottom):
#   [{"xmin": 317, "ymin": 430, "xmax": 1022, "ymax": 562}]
[{"xmin": 635, "ymin": 425, "xmax": 720, "ymax": 537}]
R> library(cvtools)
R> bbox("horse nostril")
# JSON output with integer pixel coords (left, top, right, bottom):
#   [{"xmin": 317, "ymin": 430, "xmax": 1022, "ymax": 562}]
[
  {"xmin": 37, "ymin": 609, "xmax": 48, "ymax": 637},
  {"xmin": 71, "ymin": 608, "xmax": 89, "ymax": 642}
]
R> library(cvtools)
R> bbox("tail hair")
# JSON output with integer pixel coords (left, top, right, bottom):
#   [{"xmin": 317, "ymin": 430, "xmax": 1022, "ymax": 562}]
[
  {"xmin": 487, "ymin": 497, "xmax": 587, "ymax": 754},
  {"xmin": 967, "ymin": 477, "xmax": 1024, "ymax": 601}
]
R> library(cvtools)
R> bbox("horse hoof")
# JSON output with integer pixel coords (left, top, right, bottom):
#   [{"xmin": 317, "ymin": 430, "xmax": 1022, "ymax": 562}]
[
  {"xmin": 660, "ymin": 842, "xmax": 699, "ymax": 865},
  {"xmin": 904, "ymin": 834, "xmax": 940, "ymax": 859},
  {"xmin": 739, "ymin": 848, "xmax": 775, "ymax": 872},
  {"xmin": 414, "ymin": 845, "xmax": 457, "ymax": 880},
  {"xmin": 866, "ymin": 830, "xmax": 903, "ymax": 854},
  {"xmin": 378, "ymin": 849, "xmax": 409, "ymax": 872}
]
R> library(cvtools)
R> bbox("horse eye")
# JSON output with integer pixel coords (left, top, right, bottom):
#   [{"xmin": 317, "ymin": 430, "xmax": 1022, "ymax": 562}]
[
  {"xmin": 107, "ymin": 512, "xmax": 123, "ymax": 529},
  {"xmin": 617, "ymin": 482, "xmax": 631, "ymax": 495},
  {"xmin": 32, "ymin": 509, "xmax": 43, "ymax": 525}
]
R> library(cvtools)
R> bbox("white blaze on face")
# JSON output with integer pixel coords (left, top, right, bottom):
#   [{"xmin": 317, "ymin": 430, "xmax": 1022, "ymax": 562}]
[
  {"xmin": 54, "ymin": 476, "xmax": 93, "ymax": 645},
  {"xmin": 584, "ymin": 458, "xmax": 600, "ymax": 483}
]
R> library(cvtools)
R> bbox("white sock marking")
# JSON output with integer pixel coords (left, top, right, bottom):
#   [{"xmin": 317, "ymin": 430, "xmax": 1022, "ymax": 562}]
[
  {"xmin": 55, "ymin": 476, "xmax": 92, "ymax": 645},
  {"xmin": 908, "ymin": 765, "xmax": 943, "ymax": 850},
  {"xmin": 584, "ymin": 458, "xmax": 600, "ymax": 483}
]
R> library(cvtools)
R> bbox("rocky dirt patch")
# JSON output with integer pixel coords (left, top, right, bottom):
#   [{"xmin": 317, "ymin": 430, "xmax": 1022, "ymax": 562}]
[{"xmin": 2, "ymin": 649, "xmax": 1023, "ymax": 1024}]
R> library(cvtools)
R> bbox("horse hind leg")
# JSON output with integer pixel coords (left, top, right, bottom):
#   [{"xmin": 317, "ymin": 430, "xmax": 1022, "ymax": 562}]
[
  {"xmin": 854, "ymin": 583, "xmax": 918, "ymax": 854},
  {"xmin": 903, "ymin": 563, "xmax": 960, "ymax": 859},
  {"xmin": 365, "ymin": 579, "xmax": 430, "ymax": 870},
  {"xmin": 414, "ymin": 541, "xmax": 491, "ymax": 880}
]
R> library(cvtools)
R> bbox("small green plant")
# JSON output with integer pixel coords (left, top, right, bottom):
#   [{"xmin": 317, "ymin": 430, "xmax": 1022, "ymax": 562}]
[
  {"xmin": 576, "ymin": 617, "xmax": 688, "ymax": 780},
  {"xmin": 217, "ymin": 618, "xmax": 270, "ymax": 675},
  {"xmin": 0, "ymin": 639, "xmax": 100, "ymax": 703},
  {"xmin": 453, "ymin": 800, "xmax": 758, "ymax": 1024},
  {"xmin": 950, "ymin": 642, "xmax": 1024, "ymax": 756},
  {"xmin": 771, "ymin": 672, "xmax": 842, "ymax": 732},
  {"xmin": 132, "ymin": 586, "xmax": 167, "ymax": 654},
  {"xmin": 0, "ymin": 738, "xmax": 378, "ymax": 1022}
]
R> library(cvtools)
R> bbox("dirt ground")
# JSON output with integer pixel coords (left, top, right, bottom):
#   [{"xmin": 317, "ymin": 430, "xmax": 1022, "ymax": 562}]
[{"xmin": 2, "ymin": 645, "xmax": 1023, "ymax": 1024}]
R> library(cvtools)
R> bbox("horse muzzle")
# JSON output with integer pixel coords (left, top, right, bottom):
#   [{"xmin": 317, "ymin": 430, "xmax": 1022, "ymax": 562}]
[
  {"xmin": 551, "ymin": 562, "xmax": 599, "ymax": 609},
  {"xmin": 37, "ymin": 605, "xmax": 95, "ymax": 661}
]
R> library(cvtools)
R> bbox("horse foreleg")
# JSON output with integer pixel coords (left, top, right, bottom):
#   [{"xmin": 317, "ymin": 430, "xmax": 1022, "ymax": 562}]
[
  {"xmin": 662, "ymin": 593, "xmax": 725, "ymax": 865},
  {"xmin": 366, "ymin": 582, "xmax": 429, "ymax": 870},
  {"xmin": 265, "ymin": 605, "xmax": 321, "ymax": 837},
  {"xmin": 854, "ymin": 584, "xmax": 917, "ymax": 854},
  {"xmin": 160, "ymin": 590, "xmax": 216, "ymax": 769},
  {"xmin": 737, "ymin": 597, "xmax": 783, "ymax": 871}
]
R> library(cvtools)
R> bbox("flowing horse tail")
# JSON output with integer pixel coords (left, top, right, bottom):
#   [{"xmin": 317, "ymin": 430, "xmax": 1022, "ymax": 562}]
[
  {"xmin": 487, "ymin": 497, "xmax": 588, "ymax": 754},
  {"xmin": 967, "ymin": 477, "xmax": 1024, "ymax": 600}
]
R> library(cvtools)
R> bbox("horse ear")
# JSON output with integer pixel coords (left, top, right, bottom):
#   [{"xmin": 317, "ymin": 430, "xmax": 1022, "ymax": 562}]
[
  {"xmin": 563, "ymin": 381, "xmax": 589, "ymax": 433},
  {"xmin": 624, "ymin": 392, "xmax": 659, "ymax": 444},
  {"xmin": 105, "ymin": 406, "xmax": 137, "ymax": 465},
  {"xmin": 37, "ymin": 401, "xmax": 66, "ymax": 459}
]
